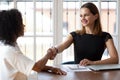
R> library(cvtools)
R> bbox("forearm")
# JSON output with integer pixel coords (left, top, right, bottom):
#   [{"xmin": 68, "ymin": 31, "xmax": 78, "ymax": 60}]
[
  {"xmin": 55, "ymin": 43, "xmax": 70, "ymax": 54},
  {"xmin": 54, "ymin": 34, "xmax": 73, "ymax": 54},
  {"xmin": 93, "ymin": 57, "xmax": 118, "ymax": 65},
  {"xmin": 55, "ymin": 45, "xmax": 64, "ymax": 53},
  {"xmin": 32, "ymin": 55, "xmax": 49, "ymax": 72}
]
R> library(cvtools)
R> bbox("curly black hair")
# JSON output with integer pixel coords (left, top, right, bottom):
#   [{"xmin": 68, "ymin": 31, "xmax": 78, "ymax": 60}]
[{"xmin": 0, "ymin": 9, "xmax": 24, "ymax": 46}]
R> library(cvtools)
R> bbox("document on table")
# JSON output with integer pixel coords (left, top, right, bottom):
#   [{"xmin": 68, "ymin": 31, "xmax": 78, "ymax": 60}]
[{"xmin": 67, "ymin": 64, "xmax": 91, "ymax": 71}]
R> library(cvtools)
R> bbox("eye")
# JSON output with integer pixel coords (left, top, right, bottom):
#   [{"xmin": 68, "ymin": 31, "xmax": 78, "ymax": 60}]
[
  {"xmin": 80, "ymin": 14, "xmax": 82, "ymax": 18},
  {"xmin": 84, "ymin": 14, "xmax": 89, "ymax": 17}
]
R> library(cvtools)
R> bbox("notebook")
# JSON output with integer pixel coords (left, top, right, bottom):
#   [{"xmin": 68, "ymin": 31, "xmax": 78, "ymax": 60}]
[{"xmin": 86, "ymin": 64, "xmax": 120, "ymax": 71}]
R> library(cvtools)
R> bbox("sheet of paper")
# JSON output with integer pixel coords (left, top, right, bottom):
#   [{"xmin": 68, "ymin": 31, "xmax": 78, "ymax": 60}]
[{"xmin": 67, "ymin": 64, "xmax": 91, "ymax": 71}]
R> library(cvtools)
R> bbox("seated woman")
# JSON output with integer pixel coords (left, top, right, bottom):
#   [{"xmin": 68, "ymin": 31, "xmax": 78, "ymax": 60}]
[
  {"xmin": 47, "ymin": 2, "xmax": 118, "ymax": 66},
  {"xmin": 0, "ymin": 9, "xmax": 66, "ymax": 80}
]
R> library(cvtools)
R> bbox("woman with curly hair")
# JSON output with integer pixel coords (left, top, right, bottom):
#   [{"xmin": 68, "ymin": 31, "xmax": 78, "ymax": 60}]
[{"xmin": 0, "ymin": 9, "xmax": 66, "ymax": 80}]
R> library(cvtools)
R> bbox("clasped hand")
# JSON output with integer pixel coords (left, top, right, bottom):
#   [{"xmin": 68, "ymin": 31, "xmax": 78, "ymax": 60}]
[{"xmin": 47, "ymin": 47, "xmax": 58, "ymax": 60}]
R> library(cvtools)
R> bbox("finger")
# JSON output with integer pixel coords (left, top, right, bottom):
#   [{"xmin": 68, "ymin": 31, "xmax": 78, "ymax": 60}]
[
  {"xmin": 49, "ymin": 56, "xmax": 55, "ymax": 60},
  {"xmin": 80, "ymin": 59, "xmax": 87, "ymax": 66},
  {"xmin": 53, "ymin": 68, "xmax": 67, "ymax": 75},
  {"xmin": 61, "ymin": 71, "xmax": 67, "ymax": 75},
  {"xmin": 59, "ymin": 70, "xmax": 67, "ymax": 75},
  {"xmin": 79, "ymin": 60, "xmax": 84, "ymax": 66},
  {"xmin": 56, "ymin": 71, "xmax": 63, "ymax": 75},
  {"xmin": 47, "ymin": 48, "xmax": 52, "ymax": 53}
]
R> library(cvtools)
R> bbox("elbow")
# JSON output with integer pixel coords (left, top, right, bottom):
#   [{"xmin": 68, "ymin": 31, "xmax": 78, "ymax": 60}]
[
  {"xmin": 32, "ymin": 63, "xmax": 42, "ymax": 72},
  {"xmin": 115, "ymin": 60, "xmax": 119, "ymax": 64},
  {"xmin": 113, "ymin": 56, "xmax": 119, "ymax": 64},
  {"xmin": 116, "ymin": 55, "xmax": 119, "ymax": 64},
  {"xmin": 116, "ymin": 58, "xmax": 119, "ymax": 64}
]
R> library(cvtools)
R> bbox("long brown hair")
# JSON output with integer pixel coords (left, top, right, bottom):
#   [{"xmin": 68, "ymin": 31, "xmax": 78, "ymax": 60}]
[{"xmin": 77, "ymin": 2, "xmax": 102, "ymax": 35}]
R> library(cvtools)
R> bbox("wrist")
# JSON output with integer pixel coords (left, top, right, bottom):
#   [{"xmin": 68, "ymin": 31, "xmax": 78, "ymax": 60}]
[
  {"xmin": 92, "ymin": 61, "xmax": 98, "ymax": 65},
  {"xmin": 50, "ymin": 67, "xmax": 54, "ymax": 71},
  {"xmin": 52, "ymin": 46, "xmax": 59, "ymax": 54},
  {"xmin": 47, "ymin": 66, "xmax": 54, "ymax": 72},
  {"xmin": 54, "ymin": 47, "xmax": 58, "ymax": 53}
]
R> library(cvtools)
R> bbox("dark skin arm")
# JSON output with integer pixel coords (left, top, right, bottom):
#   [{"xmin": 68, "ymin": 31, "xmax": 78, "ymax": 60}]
[
  {"xmin": 32, "ymin": 51, "xmax": 67, "ymax": 75},
  {"xmin": 32, "ymin": 53, "xmax": 50, "ymax": 72}
]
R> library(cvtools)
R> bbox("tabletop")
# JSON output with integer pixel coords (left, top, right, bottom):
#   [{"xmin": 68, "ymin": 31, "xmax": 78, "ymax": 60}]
[{"xmin": 37, "ymin": 64, "xmax": 120, "ymax": 80}]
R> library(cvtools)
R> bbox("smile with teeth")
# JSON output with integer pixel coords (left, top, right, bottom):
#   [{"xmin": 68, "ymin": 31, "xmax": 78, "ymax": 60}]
[{"xmin": 81, "ymin": 19, "xmax": 88, "ymax": 24}]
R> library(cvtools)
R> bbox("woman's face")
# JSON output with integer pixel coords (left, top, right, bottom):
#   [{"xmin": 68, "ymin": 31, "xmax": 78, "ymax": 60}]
[{"xmin": 80, "ymin": 8, "xmax": 98, "ymax": 27}]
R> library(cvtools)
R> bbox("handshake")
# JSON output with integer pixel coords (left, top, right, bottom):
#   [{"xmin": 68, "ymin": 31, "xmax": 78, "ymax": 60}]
[{"xmin": 46, "ymin": 47, "xmax": 58, "ymax": 60}]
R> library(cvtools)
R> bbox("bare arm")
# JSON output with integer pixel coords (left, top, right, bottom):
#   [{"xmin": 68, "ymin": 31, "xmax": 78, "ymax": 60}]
[
  {"xmin": 93, "ymin": 39, "xmax": 119, "ymax": 64},
  {"xmin": 32, "ymin": 53, "xmax": 51, "ymax": 72},
  {"xmin": 80, "ymin": 39, "xmax": 119, "ymax": 66},
  {"xmin": 56, "ymin": 34, "xmax": 73, "ymax": 53},
  {"xmin": 48, "ymin": 34, "xmax": 73, "ymax": 60}
]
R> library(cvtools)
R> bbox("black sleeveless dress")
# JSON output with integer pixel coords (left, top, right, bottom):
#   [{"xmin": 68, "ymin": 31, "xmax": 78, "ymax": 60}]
[{"xmin": 70, "ymin": 31, "xmax": 112, "ymax": 64}]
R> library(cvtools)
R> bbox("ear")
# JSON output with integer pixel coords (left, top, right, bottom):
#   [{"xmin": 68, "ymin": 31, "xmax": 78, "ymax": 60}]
[{"xmin": 94, "ymin": 14, "xmax": 98, "ymax": 20}]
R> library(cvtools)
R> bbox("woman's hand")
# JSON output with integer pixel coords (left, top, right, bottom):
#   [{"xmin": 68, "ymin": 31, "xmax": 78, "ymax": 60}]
[
  {"xmin": 50, "ymin": 67, "xmax": 67, "ymax": 75},
  {"xmin": 79, "ymin": 59, "xmax": 93, "ymax": 66},
  {"xmin": 47, "ymin": 47, "xmax": 58, "ymax": 60}
]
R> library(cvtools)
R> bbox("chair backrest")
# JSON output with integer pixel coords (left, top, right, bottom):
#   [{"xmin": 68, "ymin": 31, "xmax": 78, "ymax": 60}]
[{"xmin": 62, "ymin": 61, "xmax": 75, "ymax": 64}]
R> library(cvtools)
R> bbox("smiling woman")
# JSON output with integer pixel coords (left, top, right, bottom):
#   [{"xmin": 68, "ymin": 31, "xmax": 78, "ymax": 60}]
[{"xmin": 47, "ymin": 2, "xmax": 118, "ymax": 66}]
